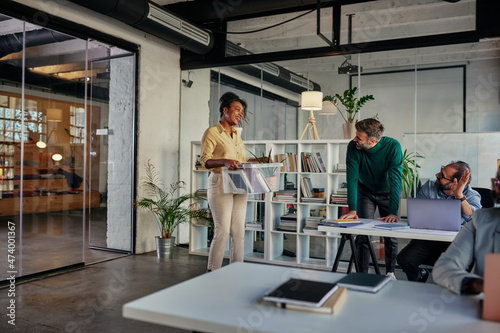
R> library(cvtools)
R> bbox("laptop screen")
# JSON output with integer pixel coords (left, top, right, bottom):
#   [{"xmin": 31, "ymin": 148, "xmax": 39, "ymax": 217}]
[{"xmin": 406, "ymin": 198, "xmax": 462, "ymax": 231}]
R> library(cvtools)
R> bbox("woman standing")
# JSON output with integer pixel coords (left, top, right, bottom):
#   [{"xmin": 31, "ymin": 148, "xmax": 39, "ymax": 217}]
[{"xmin": 200, "ymin": 92, "xmax": 250, "ymax": 271}]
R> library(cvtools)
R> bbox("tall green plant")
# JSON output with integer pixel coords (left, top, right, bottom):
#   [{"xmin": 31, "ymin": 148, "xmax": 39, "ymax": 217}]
[
  {"xmin": 401, "ymin": 149, "xmax": 424, "ymax": 198},
  {"xmin": 135, "ymin": 160, "xmax": 212, "ymax": 239},
  {"xmin": 323, "ymin": 87, "xmax": 374, "ymax": 123}
]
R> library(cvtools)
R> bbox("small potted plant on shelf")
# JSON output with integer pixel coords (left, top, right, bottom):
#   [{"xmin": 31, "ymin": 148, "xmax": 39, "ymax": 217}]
[
  {"xmin": 323, "ymin": 87, "xmax": 374, "ymax": 139},
  {"xmin": 135, "ymin": 160, "xmax": 212, "ymax": 259}
]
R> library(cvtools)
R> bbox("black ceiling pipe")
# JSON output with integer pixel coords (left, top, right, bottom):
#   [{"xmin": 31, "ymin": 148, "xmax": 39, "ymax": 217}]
[
  {"xmin": 0, "ymin": 29, "xmax": 74, "ymax": 59},
  {"xmin": 67, "ymin": 0, "xmax": 214, "ymax": 55},
  {"xmin": 0, "ymin": 62, "xmax": 109, "ymax": 102}
]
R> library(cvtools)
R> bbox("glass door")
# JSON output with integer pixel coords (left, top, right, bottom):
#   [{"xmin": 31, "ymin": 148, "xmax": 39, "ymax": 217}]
[{"xmin": 87, "ymin": 50, "xmax": 135, "ymax": 255}]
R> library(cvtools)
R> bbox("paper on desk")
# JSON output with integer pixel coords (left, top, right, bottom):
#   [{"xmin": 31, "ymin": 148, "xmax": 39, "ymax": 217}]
[{"xmin": 358, "ymin": 220, "xmax": 457, "ymax": 237}]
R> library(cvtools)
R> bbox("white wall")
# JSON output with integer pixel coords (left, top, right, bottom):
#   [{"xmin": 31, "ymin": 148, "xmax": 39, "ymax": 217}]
[{"xmin": 13, "ymin": 0, "xmax": 183, "ymax": 253}]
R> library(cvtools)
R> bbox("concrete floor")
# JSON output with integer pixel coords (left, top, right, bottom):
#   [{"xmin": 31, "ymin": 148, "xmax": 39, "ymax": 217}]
[{"xmin": 0, "ymin": 246, "xmax": 209, "ymax": 333}]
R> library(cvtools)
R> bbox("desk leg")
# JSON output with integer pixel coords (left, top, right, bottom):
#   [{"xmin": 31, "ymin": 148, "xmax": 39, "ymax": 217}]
[
  {"xmin": 368, "ymin": 238, "xmax": 381, "ymax": 274},
  {"xmin": 331, "ymin": 234, "xmax": 347, "ymax": 272},
  {"xmin": 347, "ymin": 234, "xmax": 360, "ymax": 272}
]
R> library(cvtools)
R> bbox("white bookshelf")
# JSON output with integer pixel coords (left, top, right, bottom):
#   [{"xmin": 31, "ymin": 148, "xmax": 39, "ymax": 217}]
[{"xmin": 189, "ymin": 140, "xmax": 350, "ymax": 270}]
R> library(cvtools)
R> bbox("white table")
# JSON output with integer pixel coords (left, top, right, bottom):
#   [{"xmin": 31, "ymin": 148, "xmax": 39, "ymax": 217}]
[
  {"xmin": 123, "ymin": 262, "xmax": 499, "ymax": 333},
  {"xmin": 318, "ymin": 219, "xmax": 458, "ymax": 273}
]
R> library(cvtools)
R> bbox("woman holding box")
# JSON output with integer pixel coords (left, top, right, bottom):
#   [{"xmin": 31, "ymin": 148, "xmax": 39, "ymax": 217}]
[{"xmin": 200, "ymin": 92, "xmax": 253, "ymax": 272}]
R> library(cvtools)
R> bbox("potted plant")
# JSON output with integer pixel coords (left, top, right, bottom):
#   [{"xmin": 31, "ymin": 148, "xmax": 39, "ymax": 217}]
[
  {"xmin": 399, "ymin": 149, "xmax": 424, "ymax": 218},
  {"xmin": 135, "ymin": 160, "xmax": 212, "ymax": 258},
  {"xmin": 323, "ymin": 87, "xmax": 374, "ymax": 139}
]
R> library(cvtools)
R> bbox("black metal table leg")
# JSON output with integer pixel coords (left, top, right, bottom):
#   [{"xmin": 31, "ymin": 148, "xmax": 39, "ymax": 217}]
[{"xmin": 331, "ymin": 234, "xmax": 347, "ymax": 272}]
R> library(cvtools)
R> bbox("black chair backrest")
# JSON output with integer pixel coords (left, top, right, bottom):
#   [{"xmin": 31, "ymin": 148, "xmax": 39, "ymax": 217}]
[{"xmin": 472, "ymin": 187, "xmax": 494, "ymax": 208}]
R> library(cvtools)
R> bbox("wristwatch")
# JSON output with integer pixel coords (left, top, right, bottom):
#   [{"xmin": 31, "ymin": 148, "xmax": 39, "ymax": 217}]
[{"xmin": 459, "ymin": 196, "xmax": 467, "ymax": 202}]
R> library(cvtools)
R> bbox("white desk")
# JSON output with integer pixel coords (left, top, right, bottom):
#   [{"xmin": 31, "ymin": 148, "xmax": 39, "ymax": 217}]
[
  {"xmin": 123, "ymin": 262, "xmax": 499, "ymax": 333},
  {"xmin": 317, "ymin": 219, "xmax": 458, "ymax": 242},
  {"xmin": 318, "ymin": 219, "xmax": 458, "ymax": 273}
]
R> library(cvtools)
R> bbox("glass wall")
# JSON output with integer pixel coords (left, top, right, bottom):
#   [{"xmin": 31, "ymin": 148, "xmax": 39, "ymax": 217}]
[{"xmin": 0, "ymin": 15, "xmax": 136, "ymax": 281}]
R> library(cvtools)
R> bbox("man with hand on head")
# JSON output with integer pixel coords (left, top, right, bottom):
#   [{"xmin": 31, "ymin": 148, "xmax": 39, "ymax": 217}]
[
  {"xmin": 340, "ymin": 118, "xmax": 403, "ymax": 279},
  {"xmin": 397, "ymin": 161, "xmax": 481, "ymax": 282},
  {"xmin": 433, "ymin": 166, "xmax": 499, "ymax": 294}
]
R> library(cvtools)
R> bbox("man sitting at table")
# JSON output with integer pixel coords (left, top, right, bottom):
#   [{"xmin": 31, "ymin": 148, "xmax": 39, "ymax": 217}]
[
  {"xmin": 433, "ymin": 166, "xmax": 500, "ymax": 294},
  {"xmin": 396, "ymin": 161, "xmax": 481, "ymax": 282}
]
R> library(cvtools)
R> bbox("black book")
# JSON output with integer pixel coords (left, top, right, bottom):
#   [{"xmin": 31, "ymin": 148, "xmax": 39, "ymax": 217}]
[
  {"xmin": 336, "ymin": 273, "xmax": 391, "ymax": 293},
  {"xmin": 263, "ymin": 278, "xmax": 339, "ymax": 308}
]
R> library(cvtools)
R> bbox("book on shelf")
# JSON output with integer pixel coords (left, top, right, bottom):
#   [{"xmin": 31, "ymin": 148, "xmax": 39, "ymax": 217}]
[
  {"xmin": 303, "ymin": 216, "xmax": 325, "ymax": 234},
  {"xmin": 336, "ymin": 188, "xmax": 348, "ymax": 195},
  {"xmin": 273, "ymin": 189, "xmax": 297, "ymax": 202},
  {"xmin": 264, "ymin": 278, "xmax": 339, "ymax": 308},
  {"xmin": 245, "ymin": 222, "xmax": 263, "ymax": 230},
  {"xmin": 336, "ymin": 273, "xmax": 391, "ymax": 293},
  {"xmin": 300, "ymin": 176, "xmax": 314, "ymax": 198},
  {"xmin": 315, "ymin": 152, "xmax": 327, "ymax": 173},
  {"xmin": 301, "ymin": 197, "xmax": 326, "ymax": 203},
  {"xmin": 278, "ymin": 213, "xmax": 297, "ymax": 232},
  {"xmin": 373, "ymin": 222, "xmax": 410, "ymax": 230},
  {"xmin": 336, "ymin": 163, "xmax": 347, "ymax": 172},
  {"xmin": 277, "ymin": 287, "xmax": 347, "ymax": 314}
]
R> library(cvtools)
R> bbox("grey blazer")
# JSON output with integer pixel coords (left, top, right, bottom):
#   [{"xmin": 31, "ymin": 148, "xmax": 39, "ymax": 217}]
[{"xmin": 433, "ymin": 208, "xmax": 500, "ymax": 294}]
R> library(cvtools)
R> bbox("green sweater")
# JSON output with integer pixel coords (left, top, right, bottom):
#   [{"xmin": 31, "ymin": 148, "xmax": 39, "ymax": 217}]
[{"xmin": 346, "ymin": 136, "xmax": 403, "ymax": 216}]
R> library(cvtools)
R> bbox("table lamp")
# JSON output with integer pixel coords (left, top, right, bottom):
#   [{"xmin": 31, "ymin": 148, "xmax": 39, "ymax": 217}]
[{"xmin": 300, "ymin": 91, "xmax": 323, "ymax": 140}]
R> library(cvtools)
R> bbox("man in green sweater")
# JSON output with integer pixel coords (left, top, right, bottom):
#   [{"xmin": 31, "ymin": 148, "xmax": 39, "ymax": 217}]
[{"xmin": 340, "ymin": 118, "xmax": 403, "ymax": 279}]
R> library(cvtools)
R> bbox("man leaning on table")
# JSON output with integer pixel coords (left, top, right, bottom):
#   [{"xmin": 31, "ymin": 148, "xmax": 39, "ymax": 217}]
[
  {"xmin": 433, "ymin": 166, "xmax": 500, "ymax": 294},
  {"xmin": 339, "ymin": 118, "xmax": 403, "ymax": 280},
  {"xmin": 396, "ymin": 161, "xmax": 482, "ymax": 283}
]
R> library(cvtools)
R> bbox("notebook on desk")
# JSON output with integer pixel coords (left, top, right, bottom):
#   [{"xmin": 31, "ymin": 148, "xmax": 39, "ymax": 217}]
[{"xmin": 406, "ymin": 198, "xmax": 461, "ymax": 231}]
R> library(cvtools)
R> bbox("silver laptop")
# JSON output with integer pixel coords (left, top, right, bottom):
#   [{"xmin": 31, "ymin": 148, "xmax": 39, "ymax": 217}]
[{"xmin": 406, "ymin": 198, "xmax": 462, "ymax": 231}]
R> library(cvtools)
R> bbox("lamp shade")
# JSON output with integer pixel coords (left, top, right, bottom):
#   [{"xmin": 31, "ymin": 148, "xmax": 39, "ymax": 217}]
[
  {"xmin": 301, "ymin": 91, "xmax": 323, "ymax": 111},
  {"xmin": 320, "ymin": 101, "xmax": 338, "ymax": 115},
  {"xmin": 47, "ymin": 108, "xmax": 63, "ymax": 122}
]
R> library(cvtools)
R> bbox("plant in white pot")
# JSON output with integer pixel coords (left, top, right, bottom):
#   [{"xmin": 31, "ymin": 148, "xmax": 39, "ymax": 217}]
[
  {"xmin": 323, "ymin": 87, "xmax": 374, "ymax": 140},
  {"xmin": 135, "ymin": 160, "xmax": 212, "ymax": 258}
]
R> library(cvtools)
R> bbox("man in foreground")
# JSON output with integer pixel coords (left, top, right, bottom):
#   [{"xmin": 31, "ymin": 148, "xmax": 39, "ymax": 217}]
[{"xmin": 433, "ymin": 166, "xmax": 500, "ymax": 294}]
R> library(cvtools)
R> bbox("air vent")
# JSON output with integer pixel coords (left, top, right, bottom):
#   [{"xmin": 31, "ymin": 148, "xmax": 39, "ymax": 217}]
[
  {"xmin": 289, "ymin": 73, "xmax": 315, "ymax": 90},
  {"xmin": 147, "ymin": 4, "xmax": 211, "ymax": 46}
]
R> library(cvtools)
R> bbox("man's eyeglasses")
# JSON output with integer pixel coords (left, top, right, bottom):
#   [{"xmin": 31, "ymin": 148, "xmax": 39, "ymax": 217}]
[{"xmin": 438, "ymin": 166, "xmax": 454, "ymax": 182}]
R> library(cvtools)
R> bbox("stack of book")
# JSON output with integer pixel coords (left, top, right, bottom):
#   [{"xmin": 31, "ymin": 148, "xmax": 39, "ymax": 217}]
[
  {"xmin": 330, "ymin": 187, "xmax": 347, "ymax": 204},
  {"xmin": 273, "ymin": 190, "xmax": 297, "ymax": 202},
  {"xmin": 245, "ymin": 222, "xmax": 263, "ymax": 231},
  {"xmin": 330, "ymin": 194, "xmax": 347, "ymax": 204},
  {"xmin": 319, "ymin": 219, "xmax": 363, "ymax": 228},
  {"xmin": 300, "ymin": 152, "xmax": 327, "ymax": 173},
  {"xmin": 194, "ymin": 189, "xmax": 207, "ymax": 199},
  {"xmin": 303, "ymin": 216, "xmax": 326, "ymax": 235},
  {"xmin": 277, "ymin": 213, "xmax": 297, "ymax": 232}
]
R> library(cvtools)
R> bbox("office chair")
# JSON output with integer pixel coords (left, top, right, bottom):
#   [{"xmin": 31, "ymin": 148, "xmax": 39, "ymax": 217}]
[{"xmin": 472, "ymin": 187, "xmax": 494, "ymax": 208}]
